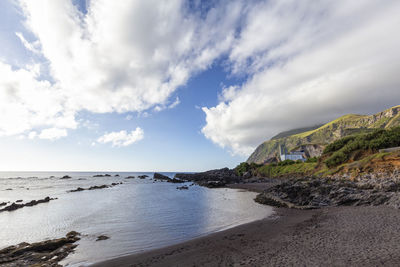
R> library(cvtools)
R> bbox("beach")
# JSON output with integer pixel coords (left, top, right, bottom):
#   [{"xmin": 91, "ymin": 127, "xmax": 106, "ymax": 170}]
[{"xmin": 93, "ymin": 205, "xmax": 400, "ymax": 266}]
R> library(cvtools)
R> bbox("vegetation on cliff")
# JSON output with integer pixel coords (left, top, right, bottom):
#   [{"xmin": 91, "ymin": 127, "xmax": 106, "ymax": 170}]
[
  {"xmin": 247, "ymin": 105, "xmax": 400, "ymax": 164},
  {"xmin": 237, "ymin": 126, "xmax": 400, "ymax": 179},
  {"xmin": 323, "ymin": 127, "xmax": 400, "ymax": 167}
]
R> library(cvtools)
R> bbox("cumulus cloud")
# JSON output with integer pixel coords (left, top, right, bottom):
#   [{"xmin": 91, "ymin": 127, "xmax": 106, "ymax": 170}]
[
  {"xmin": 2, "ymin": 0, "xmax": 400, "ymax": 156},
  {"xmin": 97, "ymin": 127, "xmax": 144, "ymax": 147},
  {"xmin": 202, "ymin": 0, "xmax": 400, "ymax": 155},
  {"xmin": 0, "ymin": 0, "xmax": 244, "ymax": 139},
  {"xmin": 38, "ymin": 128, "xmax": 68, "ymax": 140}
]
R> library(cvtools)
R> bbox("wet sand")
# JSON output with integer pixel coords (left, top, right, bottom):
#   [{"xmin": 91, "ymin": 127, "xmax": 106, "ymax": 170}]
[{"xmin": 91, "ymin": 205, "xmax": 400, "ymax": 267}]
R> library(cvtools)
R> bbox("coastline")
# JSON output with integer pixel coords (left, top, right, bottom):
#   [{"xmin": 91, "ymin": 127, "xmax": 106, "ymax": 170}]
[{"xmin": 92, "ymin": 205, "xmax": 400, "ymax": 267}]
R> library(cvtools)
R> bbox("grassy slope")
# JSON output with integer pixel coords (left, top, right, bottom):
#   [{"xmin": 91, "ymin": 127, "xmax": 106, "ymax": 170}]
[{"xmin": 247, "ymin": 106, "xmax": 400, "ymax": 164}]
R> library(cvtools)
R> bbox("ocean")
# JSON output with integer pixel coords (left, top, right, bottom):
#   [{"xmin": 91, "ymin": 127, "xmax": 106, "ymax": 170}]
[{"xmin": 0, "ymin": 172, "xmax": 273, "ymax": 266}]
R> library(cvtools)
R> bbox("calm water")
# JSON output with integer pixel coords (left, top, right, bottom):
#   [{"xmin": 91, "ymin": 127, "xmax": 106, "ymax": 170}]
[{"xmin": 0, "ymin": 172, "xmax": 273, "ymax": 266}]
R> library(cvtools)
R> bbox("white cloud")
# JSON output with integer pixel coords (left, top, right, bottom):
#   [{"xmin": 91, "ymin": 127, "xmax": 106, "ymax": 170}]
[
  {"xmin": 0, "ymin": 0, "xmax": 245, "ymax": 139},
  {"xmin": 0, "ymin": 61, "xmax": 76, "ymax": 137},
  {"xmin": 28, "ymin": 131, "xmax": 37, "ymax": 139},
  {"xmin": 1, "ymin": 0, "xmax": 399, "ymax": 157},
  {"xmin": 202, "ymin": 0, "xmax": 400, "ymax": 155},
  {"xmin": 15, "ymin": 32, "xmax": 40, "ymax": 54},
  {"xmin": 38, "ymin": 128, "xmax": 68, "ymax": 140},
  {"xmin": 168, "ymin": 97, "xmax": 180, "ymax": 109},
  {"xmin": 97, "ymin": 127, "xmax": 144, "ymax": 147}
]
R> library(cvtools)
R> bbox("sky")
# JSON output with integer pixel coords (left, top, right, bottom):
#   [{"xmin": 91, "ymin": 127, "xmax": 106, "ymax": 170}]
[{"xmin": 0, "ymin": 0, "xmax": 400, "ymax": 171}]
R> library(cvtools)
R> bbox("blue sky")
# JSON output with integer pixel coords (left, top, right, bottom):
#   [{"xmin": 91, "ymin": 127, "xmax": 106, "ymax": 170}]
[{"xmin": 0, "ymin": 0, "xmax": 400, "ymax": 171}]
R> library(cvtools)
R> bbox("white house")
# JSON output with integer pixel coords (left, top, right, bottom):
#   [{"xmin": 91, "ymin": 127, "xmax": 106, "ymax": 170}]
[{"xmin": 279, "ymin": 145, "xmax": 306, "ymax": 162}]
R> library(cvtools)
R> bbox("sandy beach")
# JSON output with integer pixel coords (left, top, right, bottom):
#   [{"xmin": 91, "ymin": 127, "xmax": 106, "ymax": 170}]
[{"xmin": 92, "ymin": 204, "xmax": 400, "ymax": 267}]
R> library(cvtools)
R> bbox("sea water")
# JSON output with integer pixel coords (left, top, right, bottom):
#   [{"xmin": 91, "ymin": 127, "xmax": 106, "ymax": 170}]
[{"xmin": 0, "ymin": 172, "xmax": 273, "ymax": 266}]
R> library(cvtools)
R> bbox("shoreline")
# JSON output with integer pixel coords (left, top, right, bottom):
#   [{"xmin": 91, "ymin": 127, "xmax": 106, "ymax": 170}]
[
  {"xmin": 91, "ymin": 207, "xmax": 312, "ymax": 267},
  {"xmin": 92, "ymin": 204, "xmax": 400, "ymax": 266}
]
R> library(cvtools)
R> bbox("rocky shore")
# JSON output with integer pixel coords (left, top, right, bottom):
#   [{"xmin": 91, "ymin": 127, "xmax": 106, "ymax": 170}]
[
  {"xmin": 175, "ymin": 167, "xmax": 400, "ymax": 210},
  {"xmin": 0, "ymin": 196, "xmax": 57, "ymax": 213},
  {"xmin": 174, "ymin": 168, "xmax": 241, "ymax": 187},
  {"xmin": 0, "ymin": 231, "xmax": 80, "ymax": 267},
  {"xmin": 255, "ymin": 173, "xmax": 400, "ymax": 209}
]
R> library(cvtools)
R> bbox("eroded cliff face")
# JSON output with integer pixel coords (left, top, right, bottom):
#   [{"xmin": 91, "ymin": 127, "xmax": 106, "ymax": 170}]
[{"xmin": 247, "ymin": 106, "xmax": 400, "ymax": 164}]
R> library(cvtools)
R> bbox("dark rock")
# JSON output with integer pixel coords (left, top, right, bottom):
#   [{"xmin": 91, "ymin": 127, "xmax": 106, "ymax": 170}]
[
  {"xmin": 0, "ymin": 202, "xmax": 7, "ymax": 207},
  {"xmin": 104, "ymin": 174, "xmax": 111, "ymax": 177},
  {"xmin": 6, "ymin": 188, "xmax": 12, "ymax": 191},
  {"xmin": 96, "ymin": 235, "xmax": 110, "ymax": 241},
  {"xmin": 69, "ymin": 187, "xmax": 85, "ymax": 192},
  {"xmin": 153, "ymin": 173, "xmax": 170, "ymax": 180},
  {"xmin": 88, "ymin": 185, "xmax": 108, "ymax": 190},
  {"xmin": 174, "ymin": 168, "xmax": 241, "ymax": 187},
  {"xmin": 125, "ymin": 176, "xmax": 135, "ymax": 179},
  {"xmin": 114, "ymin": 174, "xmax": 120, "ymax": 177},
  {"xmin": 0, "ymin": 197, "xmax": 56, "ymax": 213},
  {"xmin": 0, "ymin": 231, "xmax": 80, "ymax": 266},
  {"xmin": 138, "ymin": 175, "xmax": 149, "ymax": 179},
  {"xmin": 61, "ymin": 175, "xmax": 72, "ymax": 179},
  {"xmin": 176, "ymin": 185, "xmax": 189, "ymax": 190},
  {"xmin": 255, "ymin": 176, "xmax": 400, "ymax": 209},
  {"xmin": 68, "ymin": 183, "xmax": 121, "ymax": 193},
  {"xmin": 15, "ymin": 200, "xmax": 23, "ymax": 203}
]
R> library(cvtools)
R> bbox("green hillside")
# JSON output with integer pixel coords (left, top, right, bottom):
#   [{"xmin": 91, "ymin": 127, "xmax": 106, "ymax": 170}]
[{"xmin": 247, "ymin": 105, "xmax": 400, "ymax": 164}]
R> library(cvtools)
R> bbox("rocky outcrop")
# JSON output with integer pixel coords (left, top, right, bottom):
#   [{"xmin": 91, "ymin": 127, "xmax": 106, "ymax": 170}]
[
  {"xmin": 154, "ymin": 173, "xmax": 185, "ymax": 183},
  {"xmin": 125, "ymin": 176, "xmax": 135, "ymax": 179},
  {"xmin": 96, "ymin": 235, "xmax": 110, "ymax": 241},
  {"xmin": 175, "ymin": 168, "xmax": 241, "ymax": 188},
  {"xmin": 0, "ymin": 231, "xmax": 80, "ymax": 266},
  {"xmin": 68, "ymin": 183, "xmax": 122, "ymax": 193},
  {"xmin": 153, "ymin": 173, "xmax": 170, "ymax": 180},
  {"xmin": 138, "ymin": 175, "xmax": 149, "ymax": 179},
  {"xmin": 93, "ymin": 174, "xmax": 112, "ymax": 177},
  {"xmin": 61, "ymin": 175, "xmax": 72, "ymax": 179},
  {"xmin": 255, "ymin": 175, "xmax": 400, "ymax": 209},
  {"xmin": 0, "ymin": 197, "xmax": 57, "ymax": 213}
]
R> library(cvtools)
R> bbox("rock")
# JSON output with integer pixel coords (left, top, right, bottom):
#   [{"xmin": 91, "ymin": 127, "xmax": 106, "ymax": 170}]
[
  {"xmin": 174, "ymin": 168, "xmax": 241, "ymax": 187},
  {"xmin": 96, "ymin": 235, "xmax": 110, "ymax": 241},
  {"xmin": 104, "ymin": 174, "xmax": 111, "ymax": 177},
  {"xmin": 16, "ymin": 200, "xmax": 23, "ymax": 203},
  {"xmin": 61, "ymin": 175, "xmax": 72, "ymax": 179},
  {"xmin": 114, "ymin": 174, "xmax": 120, "ymax": 177},
  {"xmin": 68, "ymin": 183, "xmax": 121, "ymax": 193},
  {"xmin": 138, "ymin": 175, "xmax": 149, "ymax": 179},
  {"xmin": 69, "ymin": 187, "xmax": 85, "ymax": 192},
  {"xmin": 6, "ymin": 188, "xmax": 12, "ymax": 191},
  {"xmin": 153, "ymin": 173, "xmax": 170, "ymax": 180},
  {"xmin": 0, "ymin": 197, "xmax": 56, "ymax": 213},
  {"xmin": 0, "ymin": 232, "xmax": 80, "ymax": 266},
  {"xmin": 125, "ymin": 176, "xmax": 135, "ymax": 179},
  {"xmin": 0, "ymin": 202, "xmax": 7, "ymax": 206},
  {"xmin": 176, "ymin": 185, "xmax": 189, "ymax": 190},
  {"xmin": 254, "ymin": 175, "xmax": 400, "ymax": 209}
]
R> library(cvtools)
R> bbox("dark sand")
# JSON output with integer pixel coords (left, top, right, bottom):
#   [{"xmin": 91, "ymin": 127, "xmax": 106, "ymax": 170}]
[{"xmin": 92, "ymin": 205, "xmax": 400, "ymax": 267}]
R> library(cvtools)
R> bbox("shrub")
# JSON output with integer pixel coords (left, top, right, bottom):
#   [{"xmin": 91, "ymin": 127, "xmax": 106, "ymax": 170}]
[
  {"xmin": 306, "ymin": 157, "xmax": 318, "ymax": 163},
  {"xmin": 234, "ymin": 162, "xmax": 249, "ymax": 176},
  {"xmin": 278, "ymin": 159, "xmax": 295, "ymax": 166},
  {"xmin": 323, "ymin": 127, "xmax": 400, "ymax": 167}
]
